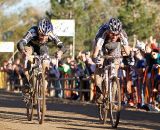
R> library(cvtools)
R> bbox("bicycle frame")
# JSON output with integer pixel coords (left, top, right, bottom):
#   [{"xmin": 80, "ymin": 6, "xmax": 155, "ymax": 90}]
[{"xmin": 27, "ymin": 54, "xmax": 50, "ymax": 124}]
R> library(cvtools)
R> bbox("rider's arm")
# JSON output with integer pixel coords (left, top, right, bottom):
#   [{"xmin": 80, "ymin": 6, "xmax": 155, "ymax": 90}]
[
  {"xmin": 120, "ymin": 30, "xmax": 131, "ymax": 56},
  {"xmin": 92, "ymin": 24, "xmax": 107, "ymax": 58},
  {"xmin": 92, "ymin": 38, "xmax": 104, "ymax": 58},
  {"xmin": 120, "ymin": 30, "xmax": 128, "ymax": 46},
  {"xmin": 48, "ymin": 32, "xmax": 66, "ymax": 53},
  {"xmin": 17, "ymin": 39, "xmax": 27, "ymax": 53},
  {"xmin": 92, "ymin": 30, "xmax": 107, "ymax": 58},
  {"xmin": 121, "ymin": 45, "xmax": 131, "ymax": 56},
  {"xmin": 17, "ymin": 27, "xmax": 36, "ymax": 53}
]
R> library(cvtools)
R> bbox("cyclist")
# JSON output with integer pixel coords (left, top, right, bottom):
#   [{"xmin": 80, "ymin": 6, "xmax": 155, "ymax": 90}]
[
  {"xmin": 17, "ymin": 17, "xmax": 65, "ymax": 97},
  {"xmin": 92, "ymin": 17, "xmax": 130, "ymax": 104}
]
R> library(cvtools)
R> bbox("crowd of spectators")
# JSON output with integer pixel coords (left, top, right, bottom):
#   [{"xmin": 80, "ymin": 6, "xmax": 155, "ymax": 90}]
[{"xmin": 0, "ymin": 36, "xmax": 159, "ymax": 111}]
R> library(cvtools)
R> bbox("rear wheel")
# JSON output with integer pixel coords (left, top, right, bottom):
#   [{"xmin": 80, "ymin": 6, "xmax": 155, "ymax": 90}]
[{"xmin": 109, "ymin": 77, "xmax": 121, "ymax": 128}]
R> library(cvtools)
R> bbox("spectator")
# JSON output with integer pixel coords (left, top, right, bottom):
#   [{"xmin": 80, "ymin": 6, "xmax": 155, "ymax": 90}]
[
  {"xmin": 6, "ymin": 61, "xmax": 14, "ymax": 91},
  {"xmin": 151, "ymin": 49, "xmax": 160, "ymax": 94},
  {"xmin": 58, "ymin": 60, "xmax": 71, "ymax": 98},
  {"xmin": 135, "ymin": 48, "xmax": 147, "ymax": 108},
  {"xmin": 48, "ymin": 58, "xmax": 62, "ymax": 98}
]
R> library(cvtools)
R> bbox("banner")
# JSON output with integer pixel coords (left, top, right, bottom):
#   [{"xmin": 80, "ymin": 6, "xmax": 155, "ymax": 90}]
[
  {"xmin": 51, "ymin": 19, "xmax": 75, "ymax": 37},
  {"xmin": 0, "ymin": 42, "xmax": 14, "ymax": 52}
]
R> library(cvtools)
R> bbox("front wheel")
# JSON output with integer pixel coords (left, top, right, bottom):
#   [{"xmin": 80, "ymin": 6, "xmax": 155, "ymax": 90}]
[
  {"xmin": 26, "ymin": 73, "xmax": 36, "ymax": 121},
  {"xmin": 26, "ymin": 93, "xmax": 35, "ymax": 121},
  {"xmin": 36, "ymin": 74, "xmax": 46, "ymax": 124},
  {"xmin": 109, "ymin": 77, "xmax": 121, "ymax": 128},
  {"xmin": 98, "ymin": 82, "xmax": 109, "ymax": 124}
]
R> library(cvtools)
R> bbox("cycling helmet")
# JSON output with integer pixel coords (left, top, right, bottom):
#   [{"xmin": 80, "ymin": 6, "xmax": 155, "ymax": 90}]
[
  {"xmin": 38, "ymin": 18, "xmax": 53, "ymax": 35},
  {"xmin": 108, "ymin": 18, "xmax": 122, "ymax": 34}
]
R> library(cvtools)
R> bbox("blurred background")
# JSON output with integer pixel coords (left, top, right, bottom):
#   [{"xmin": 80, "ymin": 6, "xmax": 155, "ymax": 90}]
[{"xmin": 0, "ymin": 0, "xmax": 160, "ymax": 65}]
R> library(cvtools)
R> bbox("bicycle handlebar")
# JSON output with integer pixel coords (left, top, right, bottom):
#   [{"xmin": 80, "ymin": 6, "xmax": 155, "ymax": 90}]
[
  {"xmin": 34, "ymin": 53, "xmax": 50, "ymax": 60},
  {"xmin": 32, "ymin": 54, "xmax": 51, "ymax": 67}
]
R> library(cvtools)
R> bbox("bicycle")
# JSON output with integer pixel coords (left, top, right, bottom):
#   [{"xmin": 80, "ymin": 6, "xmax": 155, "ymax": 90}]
[
  {"xmin": 26, "ymin": 53, "xmax": 50, "ymax": 124},
  {"xmin": 98, "ymin": 55, "xmax": 121, "ymax": 128}
]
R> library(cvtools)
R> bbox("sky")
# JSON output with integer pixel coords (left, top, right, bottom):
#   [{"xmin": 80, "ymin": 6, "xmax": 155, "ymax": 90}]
[{"xmin": 1, "ymin": 0, "xmax": 51, "ymax": 16}]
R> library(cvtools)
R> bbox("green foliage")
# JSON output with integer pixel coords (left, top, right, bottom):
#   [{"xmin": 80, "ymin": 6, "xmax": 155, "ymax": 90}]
[
  {"xmin": 50, "ymin": 0, "xmax": 73, "ymax": 19},
  {"xmin": 0, "ymin": 7, "xmax": 40, "ymax": 66},
  {"xmin": 74, "ymin": 0, "xmax": 120, "ymax": 51},
  {"xmin": 50, "ymin": 0, "xmax": 119, "ymax": 51},
  {"xmin": 1, "ymin": 0, "xmax": 160, "ymax": 65},
  {"xmin": 118, "ymin": 0, "xmax": 158, "ymax": 43}
]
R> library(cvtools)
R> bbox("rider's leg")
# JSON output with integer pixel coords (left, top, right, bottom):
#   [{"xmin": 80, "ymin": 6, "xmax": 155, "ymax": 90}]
[
  {"xmin": 95, "ymin": 67, "xmax": 104, "ymax": 104},
  {"xmin": 20, "ymin": 70, "xmax": 29, "ymax": 86},
  {"xmin": 21, "ymin": 58, "xmax": 32, "ymax": 93}
]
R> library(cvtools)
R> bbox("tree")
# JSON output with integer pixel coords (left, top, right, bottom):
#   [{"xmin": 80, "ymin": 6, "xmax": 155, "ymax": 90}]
[
  {"xmin": 118, "ymin": 0, "xmax": 158, "ymax": 44},
  {"xmin": 0, "ymin": 7, "xmax": 40, "ymax": 65},
  {"xmin": 50, "ymin": 0, "xmax": 119, "ymax": 51}
]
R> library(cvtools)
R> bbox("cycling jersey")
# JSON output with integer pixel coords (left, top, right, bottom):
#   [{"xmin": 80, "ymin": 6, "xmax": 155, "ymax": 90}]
[{"xmin": 17, "ymin": 26, "xmax": 64, "ymax": 55}]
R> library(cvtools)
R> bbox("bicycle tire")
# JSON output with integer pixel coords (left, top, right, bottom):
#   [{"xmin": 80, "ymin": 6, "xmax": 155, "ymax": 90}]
[
  {"xmin": 36, "ymin": 74, "xmax": 46, "ymax": 124},
  {"xmin": 26, "ymin": 95, "xmax": 34, "ymax": 121},
  {"xmin": 98, "ymin": 103, "xmax": 108, "ymax": 124},
  {"xmin": 109, "ymin": 77, "xmax": 121, "ymax": 128}
]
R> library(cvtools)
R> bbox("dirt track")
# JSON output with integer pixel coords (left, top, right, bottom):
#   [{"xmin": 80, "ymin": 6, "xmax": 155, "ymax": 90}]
[{"xmin": 0, "ymin": 90, "xmax": 160, "ymax": 130}]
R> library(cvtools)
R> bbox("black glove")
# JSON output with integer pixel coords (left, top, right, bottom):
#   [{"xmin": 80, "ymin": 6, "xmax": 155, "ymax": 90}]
[
  {"xmin": 57, "ymin": 42, "xmax": 68, "ymax": 54},
  {"xmin": 57, "ymin": 42, "xmax": 64, "ymax": 49}
]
